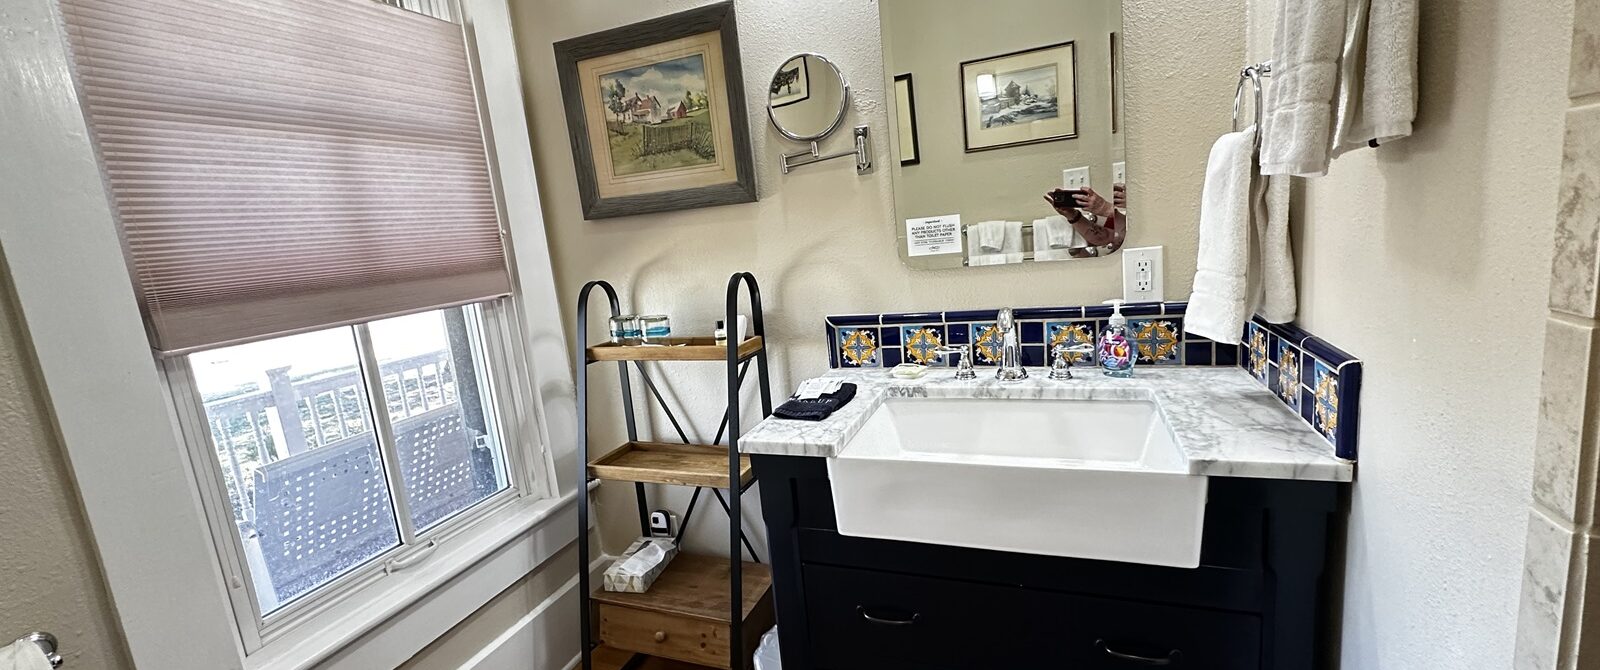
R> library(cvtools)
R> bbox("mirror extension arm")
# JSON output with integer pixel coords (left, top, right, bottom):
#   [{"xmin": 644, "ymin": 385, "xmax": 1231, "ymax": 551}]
[{"xmin": 780, "ymin": 125, "xmax": 873, "ymax": 175}]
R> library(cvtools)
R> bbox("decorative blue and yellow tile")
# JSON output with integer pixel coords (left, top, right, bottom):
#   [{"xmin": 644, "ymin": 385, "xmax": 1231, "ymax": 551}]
[
  {"xmin": 1312, "ymin": 358, "xmax": 1339, "ymax": 443},
  {"xmin": 900, "ymin": 325, "xmax": 947, "ymax": 366},
  {"xmin": 970, "ymin": 322, "xmax": 1004, "ymax": 365},
  {"xmin": 838, "ymin": 327, "xmax": 879, "ymax": 367},
  {"xmin": 1246, "ymin": 322, "xmax": 1271, "ymax": 382},
  {"xmin": 1275, "ymin": 339, "xmax": 1301, "ymax": 411},
  {"xmin": 1046, "ymin": 321, "xmax": 1098, "ymax": 366},
  {"xmin": 1130, "ymin": 319, "xmax": 1181, "ymax": 364}
]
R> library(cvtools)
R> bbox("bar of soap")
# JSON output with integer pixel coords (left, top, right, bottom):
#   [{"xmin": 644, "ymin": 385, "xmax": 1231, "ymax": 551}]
[{"xmin": 891, "ymin": 363, "xmax": 928, "ymax": 379}]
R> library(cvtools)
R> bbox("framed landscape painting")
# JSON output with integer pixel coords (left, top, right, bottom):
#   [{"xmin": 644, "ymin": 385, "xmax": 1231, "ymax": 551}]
[
  {"xmin": 554, "ymin": 2, "xmax": 756, "ymax": 219},
  {"xmin": 959, "ymin": 41, "xmax": 1078, "ymax": 152}
]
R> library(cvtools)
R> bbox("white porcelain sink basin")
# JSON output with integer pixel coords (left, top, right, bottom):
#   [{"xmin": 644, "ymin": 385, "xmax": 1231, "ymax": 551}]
[{"xmin": 828, "ymin": 395, "xmax": 1208, "ymax": 567}]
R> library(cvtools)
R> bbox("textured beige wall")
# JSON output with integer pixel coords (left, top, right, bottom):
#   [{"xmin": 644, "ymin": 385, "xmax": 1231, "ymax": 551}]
[
  {"xmin": 509, "ymin": 0, "xmax": 1243, "ymax": 554},
  {"xmin": 1246, "ymin": 0, "xmax": 1572, "ymax": 667},
  {"xmin": 882, "ymin": 0, "xmax": 1121, "ymax": 228},
  {"xmin": 0, "ymin": 257, "xmax": 131, "ymax": 669}
]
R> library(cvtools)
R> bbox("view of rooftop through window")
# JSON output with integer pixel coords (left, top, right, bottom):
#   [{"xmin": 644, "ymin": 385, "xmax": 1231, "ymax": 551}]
[{"xmin": 190, "ymin": 305, "xmax": 508, "ymax": 614}]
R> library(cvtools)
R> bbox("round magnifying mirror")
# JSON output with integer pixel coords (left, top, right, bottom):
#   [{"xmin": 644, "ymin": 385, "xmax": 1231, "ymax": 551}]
[{"xmin": 767, "ymin": 53, "xmax": 849, "ymax": 142}]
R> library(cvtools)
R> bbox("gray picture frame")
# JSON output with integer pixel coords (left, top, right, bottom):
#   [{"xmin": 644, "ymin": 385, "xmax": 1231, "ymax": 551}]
[{"xmin": 553, "ymin": 2, "xmax": 757, "ymax": 220}]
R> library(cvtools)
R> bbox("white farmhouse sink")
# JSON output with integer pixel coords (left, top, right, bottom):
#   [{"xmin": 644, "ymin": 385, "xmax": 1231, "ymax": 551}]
[{"xmin": 828, "ymin": 395, "xmax": 1208, "ymax": 568}]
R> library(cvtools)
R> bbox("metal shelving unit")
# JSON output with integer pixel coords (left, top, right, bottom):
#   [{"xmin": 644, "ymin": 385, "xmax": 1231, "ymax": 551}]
[{"xmin": 575, "ymin": 272, "xmax": 773, "ymax": 670}]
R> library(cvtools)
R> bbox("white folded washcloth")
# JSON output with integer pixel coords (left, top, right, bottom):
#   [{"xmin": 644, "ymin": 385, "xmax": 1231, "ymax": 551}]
[
  {"xmin": 1034, "ymin": 215, "xmax": 1075, "ymax": 249},
  {"xmin": 1260, "ymin": 0, "xmax": 1348, "ymax": 177},
  {"xmin": 968, "ymin": 220, "xmax": 1024, "ymax": 265},
  {"xmin": 1033, "ymin": 215, "xmax": 1086, "ymax": 262},
  {"xmin": 1346, "ymin": 0, "xmax": 1418, "ymax": 150},
  {"xmin": 973, "ymin": 219, "xmax": 1008, "ymax": 252},
  {"xmin": 1185, "ymin": 128, "xmax": 1258, "ymax": 343}
]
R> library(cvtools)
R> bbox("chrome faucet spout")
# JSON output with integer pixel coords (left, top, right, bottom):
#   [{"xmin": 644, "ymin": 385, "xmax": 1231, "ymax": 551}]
[{"xmin": 995, "ymin": 307, "xmax": 1028, "ymax": 381}]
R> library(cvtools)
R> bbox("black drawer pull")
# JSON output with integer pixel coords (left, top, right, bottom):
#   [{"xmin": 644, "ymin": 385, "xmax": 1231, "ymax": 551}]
[
  {"xmin": 1096, "ymin": 639, "xmax": 1181, "ymax": 666},
  {"xmin": 857, "ymin": 605, "xmax": 919, "ymax": 626}
]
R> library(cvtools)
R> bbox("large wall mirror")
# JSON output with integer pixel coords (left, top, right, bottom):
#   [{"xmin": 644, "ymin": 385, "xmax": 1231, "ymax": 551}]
[{"xmin": 881, "ymin": 0, "xmax": 1128, "ymax": 270}]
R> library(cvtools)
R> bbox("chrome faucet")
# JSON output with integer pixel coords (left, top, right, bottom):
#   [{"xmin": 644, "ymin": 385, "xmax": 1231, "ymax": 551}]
[
  {"xmin": 995, "ymin": 307, "xmax": 1027, "ymax": 381},
  {"xmin": 935, "ymin": 344, "xmax": 977, "ymax": 380}
]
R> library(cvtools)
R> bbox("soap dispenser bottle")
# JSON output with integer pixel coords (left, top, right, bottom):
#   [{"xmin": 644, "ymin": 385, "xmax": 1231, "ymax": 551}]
[{"xmin": 1098, "ymin": 299, "xmax": 1135, "ymax": 378}]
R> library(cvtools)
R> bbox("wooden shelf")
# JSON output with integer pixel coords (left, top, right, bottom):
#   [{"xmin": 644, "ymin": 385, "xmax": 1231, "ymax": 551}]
[
  {"xmin": 587, "ymin": 336, "xmax": 763, "ymax": 363},
  {"xmin": 589, "ymin": 441, "xmax": 753, "ymax": 489},
  {"xmin": 592, "ymin": 554, "xmax": 773, "ymax": 625}
]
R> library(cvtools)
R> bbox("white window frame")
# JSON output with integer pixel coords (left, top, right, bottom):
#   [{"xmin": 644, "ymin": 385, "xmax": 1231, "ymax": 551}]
[
  {"xmin": 0, "ymin": 0, "xmax": 584, "ymax": 667},
  {"xmin": 163, "ymin": 298, "xmax": 544, "ymax": 653}
]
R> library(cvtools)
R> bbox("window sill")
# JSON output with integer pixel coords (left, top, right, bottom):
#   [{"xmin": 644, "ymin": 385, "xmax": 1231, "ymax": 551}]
[{"xmin": 244, "ymin": 482, "xmax": 593, "ymax": 670}]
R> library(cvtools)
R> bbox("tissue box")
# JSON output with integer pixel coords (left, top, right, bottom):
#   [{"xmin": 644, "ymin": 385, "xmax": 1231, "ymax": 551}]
[{"xmin": 603, "ymin": 537, "xmax": 678, "ymax": 593}]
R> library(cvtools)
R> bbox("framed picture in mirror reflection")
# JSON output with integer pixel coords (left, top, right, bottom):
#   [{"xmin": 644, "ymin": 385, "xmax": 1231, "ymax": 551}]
[
  {"xmin": 893, "ymin": 73, "xmax": 921, "ymax": 166},
  {"xmin": 770, "ymin": 57, "xmax": 809, "ymax": 107},
  {"xmin": 959, "ymin": 41, "xmax": 1078, "ymax": 152}
]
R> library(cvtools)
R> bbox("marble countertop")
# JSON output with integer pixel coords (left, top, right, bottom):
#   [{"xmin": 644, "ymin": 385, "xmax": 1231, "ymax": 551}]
[{"xmin": 740, "ymin": 367, "xmax": 1354, "ymax": 482}]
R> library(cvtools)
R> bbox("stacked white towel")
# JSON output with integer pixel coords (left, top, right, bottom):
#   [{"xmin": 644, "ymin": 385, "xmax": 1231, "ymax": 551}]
[
  {"xmin": 967, "ymin": 220, "xmax": 1025, "ymax": 266},
  {"xmin": 1262, "ymin": 0, "xmax": 1418, "ymax": 176},
  {"xmin": 1033, "ymin": 216, "xmax": 1086, "ymax": 262}
]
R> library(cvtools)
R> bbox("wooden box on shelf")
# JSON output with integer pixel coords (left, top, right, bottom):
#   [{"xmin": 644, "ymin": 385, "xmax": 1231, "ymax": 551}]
[{"xmin": 593, "ymin": 554, "xmax": 774, "ymax": 670}]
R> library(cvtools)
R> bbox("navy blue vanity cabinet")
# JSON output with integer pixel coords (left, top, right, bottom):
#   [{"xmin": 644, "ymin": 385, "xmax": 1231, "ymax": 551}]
[{"xmin": 752, "ymin": 454, "xmax": 1344, "ymax": 669}]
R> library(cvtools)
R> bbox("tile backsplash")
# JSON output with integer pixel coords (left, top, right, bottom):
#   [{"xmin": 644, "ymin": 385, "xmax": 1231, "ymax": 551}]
[
  {"xmin": 826, "ymin": 302, "xmax": 1221, "ymax": 370},
  {"xmin": 1241, "ymin": 316, "xmax": 1362, "ymax": 461},
  {"xmin": 823, "ymin": 302, "xmax": 1361, "ymax": 460}
]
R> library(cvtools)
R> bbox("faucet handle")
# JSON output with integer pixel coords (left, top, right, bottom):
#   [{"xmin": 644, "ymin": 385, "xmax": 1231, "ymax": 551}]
[
  {"xmin": 1049, "ymin": 343, "xmax": 1095, "ymax": 380},
  {"xmin": 934, "ymin": 344, "xmax": 977, "ymax": 380}
]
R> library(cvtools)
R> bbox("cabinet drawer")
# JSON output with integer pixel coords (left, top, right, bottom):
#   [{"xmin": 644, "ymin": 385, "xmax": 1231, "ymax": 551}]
[
  {"xmin": 1056, "ymin": 593, "xmax": 1262, "ymax": 669},
  {"xmin": 803, "ymin": 563, "xmax": 1262, "ymax": 669},
  {"xmin": 598, "ymin": 603, "xmax": 730, "ymax": 667},
  {"xmin": 803, "ymin": 563, "xmax": 1054, "ymax": 669}
]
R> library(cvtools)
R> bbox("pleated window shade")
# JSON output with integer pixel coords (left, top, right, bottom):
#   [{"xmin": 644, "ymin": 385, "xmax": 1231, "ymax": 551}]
[{"xmin": 59, "ymin": 0, "xmax": 511, "ymax": 355}]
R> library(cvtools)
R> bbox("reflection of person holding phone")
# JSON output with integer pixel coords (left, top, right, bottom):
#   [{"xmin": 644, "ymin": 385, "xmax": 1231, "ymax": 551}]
[{"xmin": 1044, "ymin": 184, "xmax": 1127, "ymax": 256}]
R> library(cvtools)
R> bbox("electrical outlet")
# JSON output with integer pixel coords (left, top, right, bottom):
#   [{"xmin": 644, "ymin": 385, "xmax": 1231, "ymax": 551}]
[
  {"xmin": 1062, "ymin": 166, "xmax": 1091, "ymax": 191},
  {"xmin": 1122, "ymin": 246, "xmax": 1164, "ymax": 302},
  {"xmin": 649, "ymin": 510, "xmax": 676, "ymax": 538},
  {"xmin": 1112, "ymin": 161, "xmax": 1127, "ymax": 186}
]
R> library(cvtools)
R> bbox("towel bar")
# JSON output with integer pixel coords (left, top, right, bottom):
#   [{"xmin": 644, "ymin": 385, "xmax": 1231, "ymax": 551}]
[
  {"xmin": 13, "ymin": 632, "xmax": 62, "ymax": 668},
  {"xmin": 1232, "ymin": 61, "xmax": 1274, "ymax": 144}
]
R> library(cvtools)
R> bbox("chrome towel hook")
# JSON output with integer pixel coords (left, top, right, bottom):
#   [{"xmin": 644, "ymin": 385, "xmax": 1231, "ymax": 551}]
[
  {"xmin": 14, "ymin": 632, "xmax": 62, "ymax": 668},
  {"xmin": 1232, "ymin": 61, "xmax": 1273, "ymax": 144}
]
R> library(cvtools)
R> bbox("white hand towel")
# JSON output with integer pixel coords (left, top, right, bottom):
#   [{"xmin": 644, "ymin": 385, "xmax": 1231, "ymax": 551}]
[
  {"xmin": 1033, "ymin": 215, "xmax": 1086, "ymax": 262},
  {"xmin": 1260, "ymin": 0, "xmax": 1348, "ymax": 177},
  {"xmin": 967, "ymin": 221, "xmax": 1024, "ymax": 265},
  {"xmin": 1035, "ymin": 215, "xmax": 1075, "ymax": 249},
  {"xmin": 1347, "ymin": 0, "xmax": 1418, "ymax": 148},
  {"xmin": 1185, "ymin": 128, "xmax": 1257, "ymax": 344},
  {"xmin": 1251, "ymin": 174, "xmax": 1297, "ymax": 323},
  {"xmin": 974, "ymin": 220, "xmax": 1007, "ymax": 252},
  {"xmin": 0, "ymin": 640, "xmax": 52, "ymax": 670}
]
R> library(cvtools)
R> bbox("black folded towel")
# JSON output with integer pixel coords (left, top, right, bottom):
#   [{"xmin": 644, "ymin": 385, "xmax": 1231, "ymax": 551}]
[{"xmin": 773, "ymin": 382, "xmax": 858, "ymax": 421}]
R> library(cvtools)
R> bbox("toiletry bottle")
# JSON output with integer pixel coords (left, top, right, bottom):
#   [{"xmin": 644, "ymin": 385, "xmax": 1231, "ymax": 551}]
[{"xmin": 1098, "ymin": 299, "xmax": 1135, "ymax": 377}]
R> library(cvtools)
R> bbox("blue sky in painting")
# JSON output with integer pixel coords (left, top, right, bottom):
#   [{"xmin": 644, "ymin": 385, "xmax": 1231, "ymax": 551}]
[{"xmin": 599, "ymin": 54, "xmax": 707, "ymax": 108}]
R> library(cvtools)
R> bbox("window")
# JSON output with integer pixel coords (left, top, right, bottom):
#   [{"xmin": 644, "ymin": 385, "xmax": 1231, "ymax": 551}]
[{"xmin": 178, "ymin": 302, "xmax": 516, "ymax": 625}]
